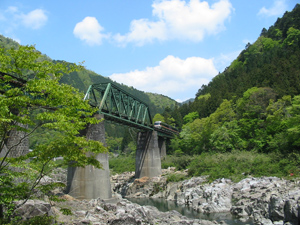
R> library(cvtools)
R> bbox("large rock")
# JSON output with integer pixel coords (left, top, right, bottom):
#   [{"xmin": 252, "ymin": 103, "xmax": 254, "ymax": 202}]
[
  {"xmin": 14, "ymin": 200, "xmax": 53, "ymax": 221},
  {"xmin": 53, "ymin": 197, "xmax": 216, "ymax": 225},
  {"xmin": 231, "ymin": 177, "xmax": 300, "ymax": 224},
  {"xmin": 113, "ymin": 172, "xmax": 300, "ymax": 225}
]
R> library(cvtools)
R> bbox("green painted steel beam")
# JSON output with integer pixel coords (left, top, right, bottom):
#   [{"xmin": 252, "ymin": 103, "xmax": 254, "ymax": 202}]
[{"xmin": 84, "ymin": 82, "xmax": 177, "ymax": 137}]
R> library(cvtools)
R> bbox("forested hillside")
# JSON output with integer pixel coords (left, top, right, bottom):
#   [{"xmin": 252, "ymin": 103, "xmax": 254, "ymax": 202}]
[
  {"xmin": 184, "ymin": 4, "xmax": 300, "ymax": 119},
  {"xmin": 143, "ymin": 4, "xmax": 300, "ymax": 181},
  {"xmin": 165, "ymin": 4, "xmax": 300, "ymax": 163}
]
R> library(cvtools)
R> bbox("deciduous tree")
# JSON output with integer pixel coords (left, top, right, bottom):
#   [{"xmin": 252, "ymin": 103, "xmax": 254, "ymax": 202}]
[{"xmin": 0, "ymin": 45, "xmax": 106, "ymax": 223}]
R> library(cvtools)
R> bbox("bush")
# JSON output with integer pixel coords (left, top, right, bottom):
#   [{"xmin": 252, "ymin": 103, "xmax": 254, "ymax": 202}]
[
  {"xmin": 8, "ymin": 215, "xmax": 54, "ymax": 225},
  {"xmin": 166, "ymin": 173, "xmax": 187, "ymax": 183},
  {"xmin": 109, "ymin": 155, "xmax": 135, "ymax": 174},
  {"xmin": 161, "ymin": 155, "xmax": 193, "ymax": 171},
  {"xmin": 188, "ymin": 151, "xmax": 300, "ymax": 182}
]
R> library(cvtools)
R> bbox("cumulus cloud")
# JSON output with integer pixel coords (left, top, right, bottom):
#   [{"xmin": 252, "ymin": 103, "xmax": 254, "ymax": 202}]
[
  {"xmin": 20, "ymin": 9, "xmax": 48, "ymax": 29},
  {"xmin": 73, "ymin": 17, "xmax": 109, "ymax": 46},
  {"xmin": 2, "ymin": 7, "xmax": 47, "ymax": 30},
  {"xmin": 258, "ymin": 0, "xmax": 288, "ymax": 17},
  {"xmin": 113, "ymin": 0, "xmax": 233, "ymax": 46},
  {"xmin": 109, "ymin": 55, "xmax": 218, "ymax": 100}
]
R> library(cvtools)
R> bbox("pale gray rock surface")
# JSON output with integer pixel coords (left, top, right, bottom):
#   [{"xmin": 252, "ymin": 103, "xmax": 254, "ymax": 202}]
[
  {"xmin": 53, "ymin": 197, "xmax": 216, "ymax": 225},
  {"xmin": 113, "ymin": 171, "xmax": 300, "ymax": 225}
]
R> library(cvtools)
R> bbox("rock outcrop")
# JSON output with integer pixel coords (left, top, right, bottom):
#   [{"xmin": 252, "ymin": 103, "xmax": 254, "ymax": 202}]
[
  {"xmin": 13, "ymin": 168, "xmax": 299, "ymax": 224},
  {"xmin": 53, "ymin": 197, "xmax": 216, "ymax": 225},
  {"xmin": 113, "ymin": 171, "xmax": 300, "ymax": 225}
]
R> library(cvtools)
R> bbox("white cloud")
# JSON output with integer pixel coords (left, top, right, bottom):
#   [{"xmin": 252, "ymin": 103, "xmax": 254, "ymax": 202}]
[
  {"xmin": 258, "ymin": 0, "xmax": 288, "ymax": 17},
  {"xmin": 2, "ymin": 7, "xmax": 47, "ymax": 30},
  {"xmin": 20, "ymin": 9, "xmax": 48, "ymax": 29},
  {"xmin": 6, "ymin": 6, "xmax": 19, "ymax": 14},
  {"xmin": 73, "ymin": 17, "xmax": 109, "ymax": 46},
  {"xmin": 113, "ymin": 0, "xmax": 233, "ymax": 46},
  {"xmin": 109, "ymin": 55, "xmax": 218, "ymax": 100}
]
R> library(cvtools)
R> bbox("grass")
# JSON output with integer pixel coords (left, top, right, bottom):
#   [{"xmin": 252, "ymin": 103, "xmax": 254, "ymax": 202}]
[{"xmin": 165, "ymin": 173, "xmax": 187, "ymax": 183}]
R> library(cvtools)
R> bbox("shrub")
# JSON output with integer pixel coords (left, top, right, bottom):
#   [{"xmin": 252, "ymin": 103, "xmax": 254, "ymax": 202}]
[
  {"xmin": 109, "ymin": 155, "xmax": 135, "ymax": 174},
  {"xmin": 188, "ymin": 151, "xmax": 300, "ymax": 182},
  {"xmin": 161, "ymin": 155, "xmax": 193, "ymax": 171},
  {"xmin": 166, "ymin": 173, "xmax": 187, "ymax": 183}
]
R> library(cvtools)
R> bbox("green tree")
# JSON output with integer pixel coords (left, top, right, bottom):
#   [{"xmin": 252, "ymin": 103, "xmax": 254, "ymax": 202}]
[
  {"xmin": 0, "ymin": 45, "xmax": 106, "ymax": 223},
  {"xmin": 183, "ymin": 112, "xmax": 199, "ymax": 124},
  {"xmin": 153, "ymin": 113, "xmax": 165, "ymax": 123}
]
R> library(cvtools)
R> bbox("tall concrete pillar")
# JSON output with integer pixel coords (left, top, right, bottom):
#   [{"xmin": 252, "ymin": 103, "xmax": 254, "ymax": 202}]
[
  {"xmin": 135, "ymin": 131, "xmax": 162, "ymax": 178},
  {"xmin": 0, "ymin": 123, "xmax": 29, "ymax": 158},
  {"xmin": 158, "ymin": 137, "xmax": 167, "ymax": 159},
  {"xmin": 67, "ymin": 114, "xmax": 112, "ymax": 200}
]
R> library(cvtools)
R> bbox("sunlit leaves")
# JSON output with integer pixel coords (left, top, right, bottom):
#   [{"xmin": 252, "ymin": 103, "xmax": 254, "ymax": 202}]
[
  {"xmin": 0, "ymin": 44, "xmax": 105, "ymax": 222},
  {"xmin": 174, "ymin": 87, "xmax": 300, "ymax": 155}
]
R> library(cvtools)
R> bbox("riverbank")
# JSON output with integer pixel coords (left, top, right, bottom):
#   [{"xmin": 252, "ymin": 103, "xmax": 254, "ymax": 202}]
[
  {"xmin": 13, "ymin": 168, "xmax": 300, "ymax": 224},
  {"xmin": 112, "ymin": 168, "xmax": 300, "ymax": 225}
]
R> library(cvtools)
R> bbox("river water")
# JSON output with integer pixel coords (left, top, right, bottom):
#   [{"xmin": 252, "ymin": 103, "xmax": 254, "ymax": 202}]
[{"xmin": 127, "ymin": 197, "xmax": 254, "ymax": 225}]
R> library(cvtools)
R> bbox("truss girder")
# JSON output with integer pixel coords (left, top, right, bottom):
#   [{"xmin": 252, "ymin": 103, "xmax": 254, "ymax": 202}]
[{"xmin": 84, "ymin": 83, "xmax": 153, "ymax": 131}]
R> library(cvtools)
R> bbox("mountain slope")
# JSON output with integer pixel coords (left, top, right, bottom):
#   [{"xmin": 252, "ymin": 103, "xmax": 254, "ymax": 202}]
[{"xmin": 187, "ymin": 4, "xmax": 300, "ymax": 119}]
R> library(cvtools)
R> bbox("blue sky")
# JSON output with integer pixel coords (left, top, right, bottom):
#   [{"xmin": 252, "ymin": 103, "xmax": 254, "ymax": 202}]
[{"xmin": 0, "ymin": 0, "xmax": 298, "ymax": 102}]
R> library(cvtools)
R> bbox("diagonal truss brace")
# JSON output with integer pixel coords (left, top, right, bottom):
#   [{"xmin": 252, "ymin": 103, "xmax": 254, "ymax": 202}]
[{"xmin": 84, "ymin": 82, "xmax": 153, "ymax": 131}]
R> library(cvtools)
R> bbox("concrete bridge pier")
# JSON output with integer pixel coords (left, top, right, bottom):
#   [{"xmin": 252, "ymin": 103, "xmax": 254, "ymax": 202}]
[
  {"xmin": 158, "ymin": 137, "xmax": 167, "ymax": 159},
  {"xmin": 67, "ymin": 114, "xmax": 112, "ymax": 200},
  {"xmin": 0, "ymin": 123, "xmax": 29, "ymax": 158},
  {"xmin": 135, "ymin": 131, "xmax": 162, "ymax": 178}
]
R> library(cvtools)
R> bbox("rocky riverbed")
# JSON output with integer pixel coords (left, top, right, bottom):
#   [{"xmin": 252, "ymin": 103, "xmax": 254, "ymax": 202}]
[
  {"xmin": 14, "ymin": 168, "xmax": 300, "ymax": 224},
  {"xmin": 112, "ymin": 168, "xmax": 300, "ymax": 225}
]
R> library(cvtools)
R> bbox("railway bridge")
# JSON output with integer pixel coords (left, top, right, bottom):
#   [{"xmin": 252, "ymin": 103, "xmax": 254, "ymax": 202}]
[
  {"xmin": 67, "ymin": 82, "xmax": 178, "ymax": 200},
  {"xmin": 0, "ymin": 72, "xmax": 178, "ymax": 200}
]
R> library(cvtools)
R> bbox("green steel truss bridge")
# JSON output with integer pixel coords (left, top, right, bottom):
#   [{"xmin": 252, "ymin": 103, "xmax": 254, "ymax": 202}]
[{"xmin": 84, "ymin": 83, "xmax": 178, "ymax": 138}]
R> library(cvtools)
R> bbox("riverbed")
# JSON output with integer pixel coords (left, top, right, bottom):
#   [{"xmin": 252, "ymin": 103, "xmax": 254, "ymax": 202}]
[{"xmin": 127, "ymin": 197, "xmax": 254, "ymax": 225}]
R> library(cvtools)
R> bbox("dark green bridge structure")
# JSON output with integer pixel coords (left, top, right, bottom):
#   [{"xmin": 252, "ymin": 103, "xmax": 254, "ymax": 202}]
[{"xmin": 1, "ymin": 72, "xmax": 178, "ymax": 200}]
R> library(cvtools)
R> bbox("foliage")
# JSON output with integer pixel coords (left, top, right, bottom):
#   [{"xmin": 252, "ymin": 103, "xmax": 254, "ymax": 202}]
[
  {"xmin": 161, "ymin": 155, "xmax": 193, "ymax": 171},
  {"xmin": 0, "ymin": 34, "xmax": 178, "ymax": 151},
  {"xmin": 153, "ymin": 113, "xmax": 165, "ymax": 123},
  {"xmin": 109, "ymin": 155, "xmax": 135, "ymax": 174},
  {"xmin": 60, "ymin": 208, "xmax": 73, "ymax": 216},
  {"xmin": 14, "ymin": 215, "xmax": 54, "ymax": 225},
  {"xmin": 165, "ymin": 173, "xmax": 187, "ymax": 183},
  {"xmin": 171, "ymin": 80, "xmax": 300, "ymax": 158},
  {"xmin": 0, "ymin": 45, "xmax": 107, "ymax": 222},
  {"xmin": 188, "ymin": 151, "xmax": 300, "ymax": 182},
  {"xmin": 106, "ymin": 135, "xmax": 122, "ymax": 153},
  {"xmin": 183, "ymin": 112, "xmax": 199, "ymax": 124},
  {"xmin": 184, "ymin": 4, "xmax": 300, "ymax": 119}
]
